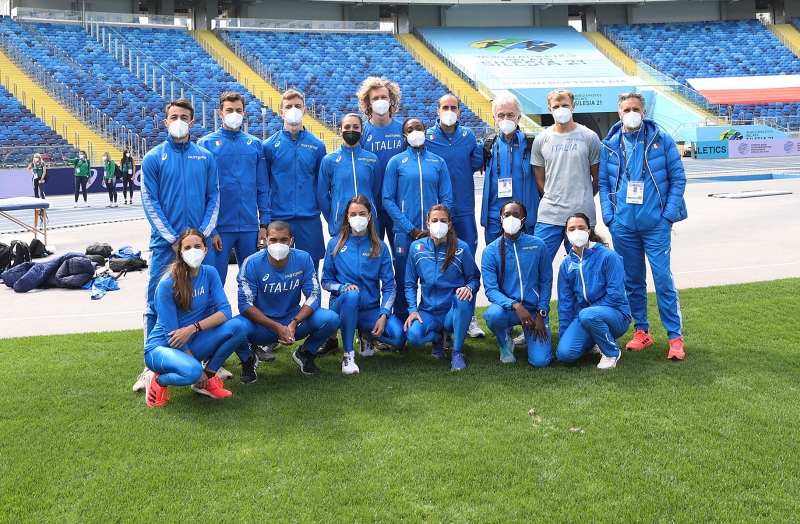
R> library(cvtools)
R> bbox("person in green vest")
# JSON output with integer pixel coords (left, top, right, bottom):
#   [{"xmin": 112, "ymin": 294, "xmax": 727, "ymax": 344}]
[
  {"xmin": 120, "ymin": 149, "xmax": 137, "ymax": 205},
  {"xmin": 102, "ymin": 151, "xmax": 119, "ymax": 208},
  {"xmin": 64, "ymin": 150, "xmax": 91, "ymax": 208},
  {"xmin": 27, "ymin": 153, "xmax": 47, "ymax": 199}
]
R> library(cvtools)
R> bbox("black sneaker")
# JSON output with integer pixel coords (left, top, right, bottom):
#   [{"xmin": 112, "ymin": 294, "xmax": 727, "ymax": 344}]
[
  {"xmin": 251, "ymin": 343, "xmax": 276, "ymax": 362},
  {"xmin": 240, "ymin": 353, "xmax": 259, "ymax": 384},
  {"xmin": 316, "ymin": 337, "xmax": 340, "ymax": 358},
  {"xmin": 292, "ymin": 347, "xmax": 320, "ymax": 375}
]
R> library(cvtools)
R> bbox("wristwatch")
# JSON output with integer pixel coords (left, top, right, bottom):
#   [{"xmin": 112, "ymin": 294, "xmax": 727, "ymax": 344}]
[
  {"xmin": 538, "ymin": 310, "xmax": 548, "ymax": 318},
  {"xmin": 291, "ymin": 317, "xmax": 302, "ymax": 327}
]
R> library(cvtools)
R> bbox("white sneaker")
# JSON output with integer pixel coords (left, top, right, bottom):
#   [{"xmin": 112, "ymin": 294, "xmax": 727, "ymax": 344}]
[
  {"xmin": 500, "ymin": 334, "xmax": 517, "ymax": 363},
  {"xmin": 342, "ymin": 351, "xmax": 360, "ymax": 374},
  {"xmin": 132, "ymin": 366, "xmax": 149, "ymax": 392},
  {"xmin": 105, "ymin": 203, "xmax": 112, "ymax": 207},
  {"xmin": 597, "ymin": 352, "xmax": 621, "ymax": 370},
  {"xmin": 513, "ymin": 332, "xmax": 527, "ymax": 348},
  {"xmin": 358, "ymin": 331, "xmax": 375, "ymax": 357},
  {"xmin": 468, "ymin": 316, "xmax": 486, "ymax": 338},
  {"xmin": 216, "ymin": 366, "xmax": 233, "ymax": 381},
  {"xmin": 73, "ymin": 204, "xmax": 78, "ymax": 208},
  {"xmin": 112, "ymin": 203, "xmax": 118, "ymax": 208}
]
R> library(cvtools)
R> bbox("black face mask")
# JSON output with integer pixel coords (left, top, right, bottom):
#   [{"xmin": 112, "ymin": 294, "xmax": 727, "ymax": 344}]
[{"xmin": 342, "ymin": 130, "xmax": 362, "ymax": 146}]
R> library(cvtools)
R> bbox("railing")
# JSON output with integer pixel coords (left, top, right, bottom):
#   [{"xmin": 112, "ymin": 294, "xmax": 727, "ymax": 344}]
[
  {"xmin": 12, "ymin": 7, "xmax": 191, "ymax": 28},
  {"xmin": 599, "ymin": 25, "xmax": 722, "ymax": 115},
  {"xmin": 0, "ymin": 145, "xmax": 79, "ymax": 169},
  {"xmin": 97, "ymin": 22, "xmax": 218, "ymax": 128},
  {"xmin": 212, "ymin": 18, "xmax": 384, "ymax": 32},
  {"xmin": 0, "ymin": 33, "xmax": 146, "ymax": 161}
]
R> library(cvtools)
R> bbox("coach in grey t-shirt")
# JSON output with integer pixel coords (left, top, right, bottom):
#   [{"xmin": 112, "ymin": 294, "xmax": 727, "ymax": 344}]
[{"xmin": 531, "ymin": 88, "xmax": 602, "ymax": 262}]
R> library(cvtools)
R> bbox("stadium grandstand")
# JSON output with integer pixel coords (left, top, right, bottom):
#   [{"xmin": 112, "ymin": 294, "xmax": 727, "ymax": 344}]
[{"xmin": 1, "ymin": 0, "xmax": 800, "ymax": 189}]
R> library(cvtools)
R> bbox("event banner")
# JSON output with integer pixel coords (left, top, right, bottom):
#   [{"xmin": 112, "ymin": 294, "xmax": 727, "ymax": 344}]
[
  {"xmin": 695, "ymin": 125, "xmax": 789, "ymax": 142},
  {"xmin": 0, "ymin": 166, "xmax": 141, "ymax": 198},
  {"xmin": 695, "ymin": 139, "xmax": 800, "ymax": 159}
]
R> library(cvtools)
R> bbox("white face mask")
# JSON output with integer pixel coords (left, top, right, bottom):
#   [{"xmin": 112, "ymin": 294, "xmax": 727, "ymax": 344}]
[
  {"xmin": 568, "ymin": 230, "xmax": 590, "ymax": 248},
  {"xmin": 102, "ymin": 156, "xmax": 108, "ymax": 161},
  {"xmin": 429, "ymin": 221, "xmax": 449, "ymax": 240},
  {"xmin": 283, "ymin": 107, "xmax": 304, "ymax": 126},
  {"xmin": 439, "ymin": 110, "xmax": 457, "ymax": 127},
  {"xmin": 497, "ymin": 119, "xmax": 516, "ymax": 136},
  {"xmin": 223, "ymin": 112, "xmax": 243, "ymax": 129},
  {"xmin": 181, "ymin": 247, "xmax": 205, "ymax": 269},
  {"xmin": 407, "ymin": 130, "xmax": 425, "ymax": 148},
  {"xmin": 168, "ymin": 119, "xmax": 190, "ymax": 139},
  {"xmin": 267, "ymin": 243, "xmax": 290, "ymax": 261},
  {"xmin": 79, "ymin": 154, "xmax": 86, "ymax": 159},
  {"xmin": 502, "ymin": 216, "xmax": 522, "ymax": 236},
  {"xmin": 622, "ymin": 111, "xmax": 643, "ymax": 130},
  {"xmin": 348, "ymin": 215, "xmax": 369, "ymax": 233},
  {"xmin": 553, "ymin": 107, "xmax": 572, "ymax": 125},
  {"xmin": 33, "ymin": 158, "xmax": 40, "ymax": 163},
  {"xmin": 371, "ymin": 99, "xmax": 390, "ymax": 116}
]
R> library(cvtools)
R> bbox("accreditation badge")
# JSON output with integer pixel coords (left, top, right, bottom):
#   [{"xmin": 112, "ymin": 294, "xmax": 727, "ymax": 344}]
[{"xmin": 626, "ymin": 181, "xmax": 644, "ymax": 205}]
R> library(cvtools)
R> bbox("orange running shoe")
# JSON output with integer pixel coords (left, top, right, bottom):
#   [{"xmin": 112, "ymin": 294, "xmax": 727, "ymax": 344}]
[
  {"xmin": 191, "ymin": 375, "xmax": 233, "ymax": 399},
  {"xmin": 625, "ymin": 330, "xmax": 653, "ymax": 351},
  {"xmin": 145, "ymin": 371, "xmax": 170, "ymax": 407},
  {"xmin": 668, "ymin": 337, "xmax": 685, "ymax": 360}
]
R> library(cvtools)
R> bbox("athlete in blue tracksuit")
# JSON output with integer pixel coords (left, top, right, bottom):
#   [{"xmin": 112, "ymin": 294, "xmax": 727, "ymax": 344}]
[
  {"xmin": 482, "ymin": 201, "xmax": 553, "ymax": 367},
  {"xmin": 317, "ymin": 141, "xmax": 380, "ymax": 236},
  {"xmin": 263, "ymin": 122, "xmax": 327, "ymax": 266},
  {"xmin": 481, "ymin": 127, "xmax": 540, "ymax": 246},
  {"xmin": 321, "ymin": 197, "xmax": 406, "ymax": 372},
  {"xmin": 145, "ymin": 265, "xmax": 248, "ymax": 389},
  {"xmin": 424, "ymin": 107, "xmax": 483, "ymax": 255},
  {"xmin": 198, "ymin": 124, "xmax": 269, "ymax": 285},
  {"xmin": 236, "ymin": 223, "xmax": 339, "ymax": 374},
  {"xmin": 555, "ymin": 220, "xmax": 631, "ymax": 367},
  {"xmin": 141, "ymin": 133, "xmax": 219, "ymax": 339},
  {"xmin": 404, "ymin": 205, "xmax": 481, "ymax": 370},
  {"xmin": 362, "ymin": 119, "xmax": 406, "ymax": 249},
  {"xmin": 382, "ymin": 118, "xmax": 453, "ymax": 321},
  {"xmin": 599, "ymin": 94, "xmax": 687, "ymax": 359}
]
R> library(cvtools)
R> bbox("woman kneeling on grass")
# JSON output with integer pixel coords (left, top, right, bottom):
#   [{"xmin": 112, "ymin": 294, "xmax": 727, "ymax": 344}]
[
  {"xmin": 321, "ymin": 196, "xmax": 406, "ymax": 374},
  {"xmin": 555, "ymin": 213, "xmax": 631, "ymax": 370},
  {"xmin": 143, "ymin": 228, "xmax": 248, "ymax": 407},
  {"xmin": 404, "ymin": 204, "xmax": 480, "ymax": 371},
  {"xmin": 482, "ymin": 200, "xmax": 553, "ymax": 366}
]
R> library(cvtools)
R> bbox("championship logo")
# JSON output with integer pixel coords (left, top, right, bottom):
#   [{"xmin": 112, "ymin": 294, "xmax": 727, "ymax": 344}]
[
  {"xmin": 719, "ymin": 129, "xmax": 744, "ymax": 141},
  {"xmin": 470, "ymin": 39, "xmax": 557, "ymax": 53}
]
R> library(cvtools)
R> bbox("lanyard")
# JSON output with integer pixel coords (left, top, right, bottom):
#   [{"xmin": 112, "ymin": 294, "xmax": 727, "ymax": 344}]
[
  {"xmin": 621, "ymin": 128, "xmax": 647, "ymax": 181},
  {"xmin": 495, "ymin": 137, "xmax": 514, "ymax": 180}
]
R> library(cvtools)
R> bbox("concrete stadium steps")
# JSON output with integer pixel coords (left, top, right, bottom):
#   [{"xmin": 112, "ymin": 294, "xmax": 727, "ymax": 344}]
[
  {"xmin": 585, "ymin": 31, "xmax": 716, "ymax": 120},
  {"xmin": 769, "ymin": 24, "xmax": 800, "ymax": 58},
  {"xmin": 395, "ymin": 33, "xmax": 501, "ymax": 127},
  {"xmin": 0, "ymin": 48, "xmax": 122, "ymax": 161},
  {"xmin": 583, "ymin": 32, "xmax": 637, "ymax": 76},
  {"xmin": 191, "ymin": 30, "xmax": 339, "ymax": 152}
]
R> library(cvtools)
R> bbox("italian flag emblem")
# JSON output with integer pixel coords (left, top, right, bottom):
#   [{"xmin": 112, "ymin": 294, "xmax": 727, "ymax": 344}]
[
  {"xmin": 215, "ymin": 140, "xmax": 223, "ymax": 146},
  {"xmin": 415, "ymin": 243, "xmax": 425, "ymax": 251}
]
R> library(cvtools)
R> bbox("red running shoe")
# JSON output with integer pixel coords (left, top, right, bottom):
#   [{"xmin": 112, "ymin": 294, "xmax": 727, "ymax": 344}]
[
  {"xmin": 191, "ymin": 375, "xmax": 233, "ymax": 399},
  {"xmin": 145, "ymin": 371, "xmax": 170, "ymax": 407},
  {"xmin": 625, "ymin": 330, "xmax": 653, "ymax": 351},
  {"xmin": 668, "ymin": 337, "xmax": 685, "ymax": 360}
]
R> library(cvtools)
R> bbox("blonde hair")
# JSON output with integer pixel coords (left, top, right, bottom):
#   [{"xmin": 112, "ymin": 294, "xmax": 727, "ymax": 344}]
[
  {"xmin": 546, "ymin": 88, "xmax": 575, "ymax": 106},
  {"xmin": 281, "ymin": 89, "xmax": 305, "ymax": 106},
  {"xmin": 357, "ymin": 76, "xmax": 402, "ymax": 119}
]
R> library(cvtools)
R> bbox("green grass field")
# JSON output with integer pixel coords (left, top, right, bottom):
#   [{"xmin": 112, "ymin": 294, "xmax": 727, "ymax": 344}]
[{"xmin": 2, "ymin": 279, "xmax": 799, "ymax": 522}]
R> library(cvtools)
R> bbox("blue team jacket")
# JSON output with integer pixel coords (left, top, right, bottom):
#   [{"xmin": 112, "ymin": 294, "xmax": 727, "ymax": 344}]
[
  {"xmin": 482, "ymin": 232, "xmax": 552, "ymax": 313},
  {"xmin": 141, "ymin": 136, "xmax": 219, "ymax": 249},
  {"xmin": 361, "ymin": 119, "xmax": 406, "ymax": 212},
  {"xmin": 237, "ymin": 248, "xmax": 321, "ymax": 321},
  {"xmin": 425, "ymin": 121, "xmax": 483, "ymax": 218},
  {"xmin": 405, "ymin": 237, "xmax": 481, "ymax": 315},
  {"xmin": 557, "ymin": 243, "xmax": 631, "ymax": 337},
  {"xmin": 317, "ymin": 143, "xmax": 380, "ymax": 235},
  {"xmin": 198, "ymin": 128, "xmax": 269, "ymax": 235},
  {"xmin": 321, "ymin": 234, "xmax": 396, "ymax": 316},
  {"xmin": 382, "ymin": 147, "xmax": 454, "ymax": 235},
  {"xmin": 480, "ymin": 129, "xmax": 539, "ymax": 232},
  {"xmin": 145, "ymin": 265, "xmax": 231, "ymax": 352},
  {"xmin": 263, "ymin": 128, "xmax": 326, "ymax": 221},
  {"xmin": 599, "ymin": 119, "xmax": 688, "ymax": 232}
]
